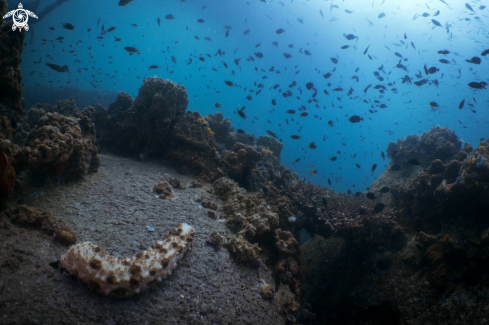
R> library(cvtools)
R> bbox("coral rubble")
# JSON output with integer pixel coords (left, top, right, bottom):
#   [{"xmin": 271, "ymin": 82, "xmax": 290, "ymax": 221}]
[{"xmin": 60, "ymin": 223, "xmax": 195, "ymax": 298}]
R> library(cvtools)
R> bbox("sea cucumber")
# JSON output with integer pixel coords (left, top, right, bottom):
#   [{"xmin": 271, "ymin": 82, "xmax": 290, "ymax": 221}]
[{"xmin": 60, "ymin": 223, "xmax": 195, "ymax": 298}]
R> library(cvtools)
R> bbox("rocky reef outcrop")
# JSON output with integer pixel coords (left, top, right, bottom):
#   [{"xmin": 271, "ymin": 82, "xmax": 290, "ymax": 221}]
[
  {"xmin": 13, "ymin": 112, "xmax": 99, "ymax": 180},
  {"xmin": 95, "ymin": 78, "xmax": 188, "ymax": 157}
]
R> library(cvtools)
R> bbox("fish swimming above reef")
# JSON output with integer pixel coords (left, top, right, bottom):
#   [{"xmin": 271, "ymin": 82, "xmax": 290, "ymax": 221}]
[
  {"xmin": 466, "ymin": 57, "xmax": 481, "ymax": 64},
  {"xmin": 349, "ymin": 115, "xmax": 363, "ymax": 123},
  {"xmin": 468, "ymin": 82, "xmax": 487, "ymax": 89},
  {"xmin": 124, "ymin": 46, "xmax": 140, "ymax": 55},
  {"xmin": 62, "ymin": 23, "xmax": 74, "ymax": 30},
  {"xmin": 45, "ymin": 63, "xmax": 69, "ymax": 72}
]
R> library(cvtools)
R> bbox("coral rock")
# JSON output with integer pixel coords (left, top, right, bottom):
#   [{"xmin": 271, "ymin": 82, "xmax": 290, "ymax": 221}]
[
  {"xmin": 14, "ymin": 112, "xmax": 99, "ymax": 178},
  {"xmin": 152, "ymin": 182, "xmax": 176, "ymax": 199},
  {"xmin": 275, "ymin": 229, "xmax": 301, "ymax": 256},
  {"xmin": 227, "ymin": 235, "xmax": 261, "ymax": 264}
]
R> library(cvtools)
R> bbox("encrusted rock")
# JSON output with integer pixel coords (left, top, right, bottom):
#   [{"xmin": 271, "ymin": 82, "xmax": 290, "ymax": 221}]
[
  {"xmin": 226, "ymin": 235, "xmax": 261, "ymax": 264},
  {"xmin": 152, "ymin": 182, "xmax": 175, "ymax": 199},
  {"xmin": 275, "ymin": 229, "xmax": 301, "ymax": 256},
  {"xmin": 14, "ymin": 112, "xmax": 99, "ymax": 178}
]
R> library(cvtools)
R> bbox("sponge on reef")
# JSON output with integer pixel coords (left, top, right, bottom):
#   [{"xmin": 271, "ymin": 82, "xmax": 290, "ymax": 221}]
[{"xmin": 60, "ymin": 223, "xmax": 195, "ymax": 298}]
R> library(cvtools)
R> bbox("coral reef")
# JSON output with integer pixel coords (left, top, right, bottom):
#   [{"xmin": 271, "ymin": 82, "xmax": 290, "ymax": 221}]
[
  {"xmin": 0, "ymin": 12, "xmax": 25, "ymax": 112},
  {"xmin": 13, "ymin": 112, "xmax": 99, "ymax": 179},
  {"xmin": 226, "ymin": 235, "xmax": 261, "ymax": 264},
  {"xmin": 60, "ymin": 223, "xmax": 195, "ymax": 298},
  {"xmin": 213, "ymin": 177, "xmax": 279, "ymax": 238},
  {"xmin": 96, "ymin": 78, "xmax": 188, "ymax": 157},
  {"xmin": 275, "ymin": 229, "xmax": 300, "ymax": 256}
]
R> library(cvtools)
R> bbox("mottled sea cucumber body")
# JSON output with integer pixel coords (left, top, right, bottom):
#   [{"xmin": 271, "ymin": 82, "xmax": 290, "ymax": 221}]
[{"xmin": 60, "ymin": 223, "xmax": 195, "ymax": 298}]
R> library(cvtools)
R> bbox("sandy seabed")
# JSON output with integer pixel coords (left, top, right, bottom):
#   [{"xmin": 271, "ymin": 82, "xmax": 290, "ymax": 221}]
[{"xmin": 0, "ymin": 154, "xmax": 283, "ymax": 325}]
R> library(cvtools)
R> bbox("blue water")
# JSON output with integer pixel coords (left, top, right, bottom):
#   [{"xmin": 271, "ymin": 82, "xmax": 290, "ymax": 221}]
[{"xmin": 16, "ymin": 0, "xmax": 489, "ymax": 192}]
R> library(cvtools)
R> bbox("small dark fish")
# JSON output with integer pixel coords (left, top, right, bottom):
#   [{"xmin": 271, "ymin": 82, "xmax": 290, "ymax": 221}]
[
  {"xmin": 344, "ymin": 33, "xmax": 356, "ymax": 40},
  {"xmin": 237, "ymin": 129, "xmax": 245, "ymax": 134},
  {"xmin": 118, "ymin": 0, "xmax": 134, "ymax": 6},
  {"xmin": 215, "ymin": 103, "xmax": 221, "ymax": 108},
  {"xmin": 197, "ymin": 19, "xmax": 205, "ymax": 23},
  {"xmin": 255, "ymin": 52, "xmax": 263, "ymax": 58},
  {"xmin": 327, "ymin": 120, "xmax": 334, "ymax": 127},
  {"xmin": 466, "ymin": 56, "xmax": 481, "ymax": 64},
  {"xmin": 481, "ymin": 49, "xmax": 489, "ymax": 56},
  {"xmin": 276, "ymin": 28, "xmax": 285, "ymax": 34},
  {"xmin": 165, "ymin": 14, "xmax": 175, "ymax": 20},
  {"xmin": 379, "ymin": 187, "xmax": 390, "ymax": 193},
  {"xmin": 459, "ymin": 99, "xmax": 465, "ymax": 109},
  {"xmin": 439, "ymin": 59, "xmax": 450, "ymax": 64},
  {"xmin": 308, "ymin": 142, "xmax": 317, "ymax": 149},
  {"xmin": 468, "ymin": 82, "xmax": 487, "ymax": 89},
  {"xmin": 327, "ymin": 178, "xmax": 331, "ymax": 185},
  {"xmin": 124, "ymin": 46, "xmax": 140, "ymax": 55},
  {"xmin": 107, "ymin": 27, "xmax": 116, "ymax": 32},
  {"xmin": 299, "ymin": 113, "xmax": 309, "ymax": 117},
  {"xmin": 271, "ymin": 99, "xmax": 276, "ymax": 105},
  {"xmin": 330, "ymin": 57, "xmax": 338, "ymax": 64},
  {"xmin": 291, "ymin": 135, "xmax": 301, "ymax": 139},
  {"xmin": 432, "ymin": 19, "xmax": 442, "ymax": 27},
  {"xmin": 363, "ymin": 45, "xmax": 371, "ymax": 55},
  {"xmin": 243, "ymin": 29, "xmax": 250, "ymax": 35},
  {"xmin": 309, "ymin": 169, "xmax": 317, "ymax": 174},
  {"xmin": 341, "ymin": 45, "xmax": 350, "ymax": 49},
  {"xmin": 62, "ymin": 23, "xmax": 74, "ymax": 30},
  {"xmin": 355, "ymin": 163, "xmax": 361, "ymax": 169},
  {"xmin": 283, "ymin": 53, "xmax": 292, "ymax": 58},
  {"xmin": 157, "ymin": 18, "xmax": 161, "ymax": 26},
  {"xmin": 329, "ymin": 156, "xmax": 337, "ymax": 161},
  {"xmin": 45, "ymin": 63, "xmax": 69, "ymax": 72},
  {"xmin": 148, "ymin": 65, "xmax": 159, "ymax": 70},
  {"xmin": 224, "ymin": 80, "xmax": 235, "ymax": 87},
  {"xmin": 371, "ymin": 164, "xmax": 377, "ymax": 175},
  {"xmin": 236, "ymin": 107, "xmax": 247, "ymax": 120},
  {"xmin": 297, "ymin": 18, "xmax": 303, "ymax": 23},
  {"xmin": 267, "ymin": 130, "xmax": 278, "ymax": 138},
  {"xmin": 380, "ymin": 151, "xmax": 385, "ymax": 160},
  {"xmin": 286, "ymin": 110, "xmax": 296, "ymax": 114},
  {"xmin": 349, "ymin": 115, "xmax": 363, "ymax": 123},
  {"xmin": 428, "ymin": 67, "xmax": 439, "ymax": 74},
  {"xmin": 171, "ymin": 55, "xmax": 176, "ymax": 64},
  {"xmin": 49, "ymin": 27, "xmax": 55, "ymax": 30},
  {"xmin": 429, "ymin": 102, "xmax": 439, "ymax": 108},
  {"xmin": 378, "ymin": 13, "xmax": 386, "ymax": 18},
  {"xmin": 438, "ymin": 49, "xmax": 450, "ymax": 55},
  {"xmin": 465, "ymin": 3, "xmax": 474, "ymax": 12},
  {"xmin": 306, "ymin": 82, "xmax": 314, "ymax": 90}
]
